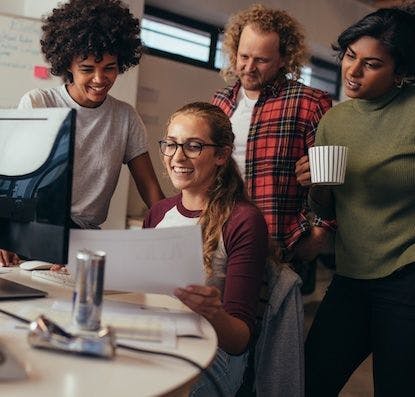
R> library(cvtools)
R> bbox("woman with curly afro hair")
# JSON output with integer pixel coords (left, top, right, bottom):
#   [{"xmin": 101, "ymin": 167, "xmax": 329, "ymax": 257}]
[{"xmin": 18, "ymin": 0, "xmax": 164, "ymax": 230}]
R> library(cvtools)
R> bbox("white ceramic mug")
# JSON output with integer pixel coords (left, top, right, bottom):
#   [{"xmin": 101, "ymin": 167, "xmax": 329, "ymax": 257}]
[{"xmin": 308, "ymin": 145, "xmax": 348, "ymax": 185}]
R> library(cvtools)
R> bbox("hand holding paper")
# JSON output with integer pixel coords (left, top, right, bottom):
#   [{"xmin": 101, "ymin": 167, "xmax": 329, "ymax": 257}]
[
  {"xmin": 68, "ymin": 225, "xmax": 204, "ymax": 295},
  {"xmin": 174, "ymin": 285, "xmax": 222, "ymax": 321}
]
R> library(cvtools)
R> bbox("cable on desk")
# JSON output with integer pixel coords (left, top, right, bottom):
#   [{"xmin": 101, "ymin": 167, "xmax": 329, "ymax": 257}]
[
  {"xmin": 0, "ymin": 309, "xmax": 224, "ymax": 397},
  {"xmin": 0, "ymin": 308, "xmax": 31, "ymax": 324},
  {"xmin": 116, "ymin": 343, "xmax": 225, "ymax": 397}
]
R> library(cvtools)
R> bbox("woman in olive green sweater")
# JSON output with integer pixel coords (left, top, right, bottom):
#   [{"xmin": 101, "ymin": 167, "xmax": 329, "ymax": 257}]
[{"xmin": 296, "ymin": 5, "xmax": 415, "ymax": 397}]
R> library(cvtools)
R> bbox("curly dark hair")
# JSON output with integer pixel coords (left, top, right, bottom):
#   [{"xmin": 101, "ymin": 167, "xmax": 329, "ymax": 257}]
[
  {"xmin": 221, "ymin": 3, "xmax": 308, "ymax": 82},
  {"xmin": 41, "ymin": 0, "xmax": 142, "ymax": 82}
]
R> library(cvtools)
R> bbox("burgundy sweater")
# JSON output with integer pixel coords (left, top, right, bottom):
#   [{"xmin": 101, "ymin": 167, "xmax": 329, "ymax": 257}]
[{"xmin": 143, "ymin": 194, "xmax": 268, "ymax": 335}]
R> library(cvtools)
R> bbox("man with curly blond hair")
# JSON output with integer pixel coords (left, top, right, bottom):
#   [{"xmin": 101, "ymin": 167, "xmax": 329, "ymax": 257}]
[{"xmin": 213, "ymin": 4, "xmax": 334, "ymax": 265}]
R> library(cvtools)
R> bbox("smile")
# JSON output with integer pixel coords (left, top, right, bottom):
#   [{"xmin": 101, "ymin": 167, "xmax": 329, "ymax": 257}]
[
  {"xmin": 172, "ymin": 166, "xmax": 194, "ymax": 174},
  {"xmin": 88, "ymin": 86, "xmax": 107, "ymax": 93},
  {"xmin": 345, "ymin": 78, "xmax": 361, "ymax": 89}
]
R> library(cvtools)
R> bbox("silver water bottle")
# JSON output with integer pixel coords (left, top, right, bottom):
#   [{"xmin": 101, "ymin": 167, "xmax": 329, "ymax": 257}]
[{"xmin": 72, "ymin": 249, "xmax": 106, "ymax": 331}]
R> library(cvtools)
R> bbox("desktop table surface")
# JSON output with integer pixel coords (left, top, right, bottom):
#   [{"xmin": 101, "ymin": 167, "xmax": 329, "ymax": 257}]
[{"xmin": 0, "ymin": 269, "xmax": 217, "ymax": 397}]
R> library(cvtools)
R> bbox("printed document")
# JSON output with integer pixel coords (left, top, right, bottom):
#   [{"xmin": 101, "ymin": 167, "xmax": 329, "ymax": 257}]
[{"xmin": 67, "ymin": 225, "xmax": 204, "ymax": 295}]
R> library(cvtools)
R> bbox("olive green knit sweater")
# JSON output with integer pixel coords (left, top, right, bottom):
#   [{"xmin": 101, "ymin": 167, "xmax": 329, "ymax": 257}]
[{"xmin": 311, "ymin": 86, "xmax": 415, "ymax": 279}]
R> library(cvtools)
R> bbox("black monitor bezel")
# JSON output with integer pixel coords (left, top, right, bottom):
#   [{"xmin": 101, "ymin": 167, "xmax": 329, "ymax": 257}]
[{"xmin": 0, "ymin": 109, "xmax": 75, "ymax": 263}]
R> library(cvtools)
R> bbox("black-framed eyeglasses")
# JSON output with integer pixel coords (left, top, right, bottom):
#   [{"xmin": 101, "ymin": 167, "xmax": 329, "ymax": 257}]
[{"xmin": 158, "ymin": 140, "xmax": 221, "ymax": 159}]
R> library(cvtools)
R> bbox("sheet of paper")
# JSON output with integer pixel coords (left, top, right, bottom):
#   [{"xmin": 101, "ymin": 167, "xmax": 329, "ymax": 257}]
[
  {"xmin": 67, "ymin": 225, "xmax": 205, "ymax": 295},
  {"xmin": 51, "ymin": 300, "xmax": 204, "ymax": 348},
  {"xmin": 102, "ymin": 300, "xmax": 204, "ymax": 338}
]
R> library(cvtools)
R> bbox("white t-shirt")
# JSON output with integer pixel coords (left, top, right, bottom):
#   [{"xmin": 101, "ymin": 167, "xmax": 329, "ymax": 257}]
[
  {"xmin": 18, "ymin": 85, "xmax": 148, "ymax": 228},
  {"xmin": 230, "ymin": 88, "xmax": 256, "ymax": 180}
]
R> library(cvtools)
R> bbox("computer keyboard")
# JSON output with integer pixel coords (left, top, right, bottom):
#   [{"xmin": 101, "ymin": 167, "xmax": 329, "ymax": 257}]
[{"xmin": 31, "ymin": 270, "xmax": 75, "ymax": 288}]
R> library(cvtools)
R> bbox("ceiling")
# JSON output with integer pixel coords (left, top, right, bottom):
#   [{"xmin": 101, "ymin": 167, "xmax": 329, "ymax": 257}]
[{"xmin": 355, "ymin": 0, "xmax": 408, "ymax": 7}]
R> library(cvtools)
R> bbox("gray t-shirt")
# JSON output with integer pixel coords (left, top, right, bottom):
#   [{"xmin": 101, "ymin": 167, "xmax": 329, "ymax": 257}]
[{"xmin": 18, "ymin": 85, "xmax": 148, "ymax": 228}]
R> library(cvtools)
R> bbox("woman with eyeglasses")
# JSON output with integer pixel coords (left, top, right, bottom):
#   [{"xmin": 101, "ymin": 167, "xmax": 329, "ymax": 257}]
[
  {"xmin": 143, "ymin": 102, "xmax": 268, "ymax": 396},
  {"xmin": 295, "ymin": 5, "xmax": 415, "ymax": 396}
]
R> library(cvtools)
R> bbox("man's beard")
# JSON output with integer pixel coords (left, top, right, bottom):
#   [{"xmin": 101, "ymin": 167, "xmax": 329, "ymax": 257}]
[{"xmin": 239, "ymin": 72, "xmax": 263, "ymax": 91}]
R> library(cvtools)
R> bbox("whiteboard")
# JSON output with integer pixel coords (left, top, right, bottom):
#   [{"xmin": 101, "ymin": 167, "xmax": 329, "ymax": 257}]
[{"xmin": 0, "ymin": 13, "xmax": 61, "ymax": 108}]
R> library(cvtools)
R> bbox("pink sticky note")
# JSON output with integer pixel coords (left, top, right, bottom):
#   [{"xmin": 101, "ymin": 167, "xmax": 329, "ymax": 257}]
[{"xmin": 34, "ymin": 66, "xmax": 50, "ymax": 79}]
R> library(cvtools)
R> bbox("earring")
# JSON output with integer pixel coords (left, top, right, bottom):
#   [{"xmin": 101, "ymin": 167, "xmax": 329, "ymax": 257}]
[{"xmin": 395, "ymin": 77, "xmax": 405, "ymax": 89}]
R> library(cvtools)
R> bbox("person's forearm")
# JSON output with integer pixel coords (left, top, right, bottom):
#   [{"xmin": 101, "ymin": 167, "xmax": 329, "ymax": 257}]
[
  {"xmin": 208, "ymin": 309, "xmax": 250, "ymax": 355},
  {"xmin": 310, "ymin": 185, "xmax": 332, "ymax": 206},
  {"xmin": 309, "ymin": 185, "xmax": 335, "ymax": 220},
  {"xmin": 292, "ymin": 225, "xmax": 334, "ymax": 262},
  {"xmin": 139, "ymin": 183, "xmax": 164, "ymax": 208},
  {"xmin": 128, "ymin": 153, "xmax": 165, "ymax": 208}
]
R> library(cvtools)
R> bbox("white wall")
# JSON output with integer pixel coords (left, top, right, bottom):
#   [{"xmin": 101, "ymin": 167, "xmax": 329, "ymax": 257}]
[
  {"xmin": 0, "ymin": 2, "xmax": 25, "ymax": 16},
  {"xmin": 24, "ymin": 1, "xmax": 62, "ymax": 18}
]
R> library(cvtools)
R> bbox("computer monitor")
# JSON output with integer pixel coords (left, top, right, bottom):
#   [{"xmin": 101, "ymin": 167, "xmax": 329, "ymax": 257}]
[{"xmin": 0, "ymin": 108, "xmax": 75, "ymax": 263}]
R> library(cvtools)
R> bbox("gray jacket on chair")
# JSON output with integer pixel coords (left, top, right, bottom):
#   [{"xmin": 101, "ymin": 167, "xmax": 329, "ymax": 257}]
[{"xmin": 254, "ymin": 264, "xmax": 304, "ymax": 397}]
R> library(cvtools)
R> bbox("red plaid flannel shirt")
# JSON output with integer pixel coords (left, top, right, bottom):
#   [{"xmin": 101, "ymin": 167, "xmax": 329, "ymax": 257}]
[{"xmin": 213, "ymin": 77, "xmax": 333, "ymax": 253}]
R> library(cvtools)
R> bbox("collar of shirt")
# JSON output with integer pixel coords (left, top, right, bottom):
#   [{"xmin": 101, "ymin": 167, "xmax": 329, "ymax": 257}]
[{"xmin": 224, "ymin": 75, "xmax": 288, "ymax": 106}]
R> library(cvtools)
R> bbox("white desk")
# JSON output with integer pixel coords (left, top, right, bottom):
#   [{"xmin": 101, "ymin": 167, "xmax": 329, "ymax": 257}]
[{"xmin": 0, "ymin": 270, "xmax": 217, "ymax": 397}]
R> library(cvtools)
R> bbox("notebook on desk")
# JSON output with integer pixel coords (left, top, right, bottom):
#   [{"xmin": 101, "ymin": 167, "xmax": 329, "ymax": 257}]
[{"xmin": 0, "ymin": 277, "xmax": 47, "ymax": 300}]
